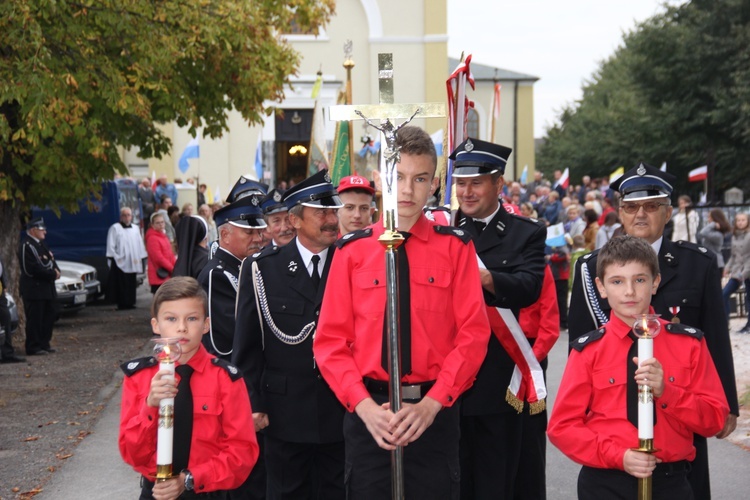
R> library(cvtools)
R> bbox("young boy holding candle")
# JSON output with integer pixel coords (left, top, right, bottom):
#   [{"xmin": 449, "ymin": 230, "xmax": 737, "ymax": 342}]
[
  {"xmin": 119, "ymin": 277, "xmax": 258, "ymax": 499},
  {"xmin": 548, "ymin": 235, "xmax": 728, "ymax": 500}
]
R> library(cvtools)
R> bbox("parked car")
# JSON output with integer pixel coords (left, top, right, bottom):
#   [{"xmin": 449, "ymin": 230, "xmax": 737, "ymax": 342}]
[
  {"xmin": 0, "ymin": 292, "xmax": 19, "ymax": 344},
  {"xmin": 58, "ymin": 260, "xmax": 103, "ymax": 303},
  {"xmin": 55, "ymin": 275, "xmax": 87, "ymax": 315}
]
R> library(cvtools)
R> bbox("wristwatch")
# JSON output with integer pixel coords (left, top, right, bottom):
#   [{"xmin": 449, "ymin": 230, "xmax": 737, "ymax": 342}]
[{"xmin": 183, "ymin": 470, "xmax": 194, "ymax": 491}]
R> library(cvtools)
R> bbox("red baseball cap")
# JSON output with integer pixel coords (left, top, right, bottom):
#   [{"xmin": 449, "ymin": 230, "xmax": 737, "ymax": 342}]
[{"xmin": 337, "ymin": 175, "xmax": 375, "ymax": 195}]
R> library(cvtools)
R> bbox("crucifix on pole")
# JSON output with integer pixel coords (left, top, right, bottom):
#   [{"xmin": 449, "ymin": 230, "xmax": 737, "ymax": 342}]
[{"xmin": 329, "ymin": 53, "xmax": 445, "ymax": 500}]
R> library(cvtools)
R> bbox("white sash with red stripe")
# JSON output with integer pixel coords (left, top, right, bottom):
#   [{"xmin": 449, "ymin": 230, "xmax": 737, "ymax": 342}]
[{"xmin": 477, "ymin": 256, "xmax": 547, "ymax": 414}]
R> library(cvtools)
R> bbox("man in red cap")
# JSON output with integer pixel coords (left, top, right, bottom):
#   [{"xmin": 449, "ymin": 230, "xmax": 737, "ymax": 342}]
[{"xmin": 336, "ymin": 175, "xmax": 375, "ymax": 236}]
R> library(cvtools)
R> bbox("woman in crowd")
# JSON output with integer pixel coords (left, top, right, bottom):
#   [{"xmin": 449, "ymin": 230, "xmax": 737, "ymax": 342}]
[
  {"xmin": 173, "ymin": 215, "xmax": 209, "ymax": 279},
  {"xmin": 564, "ymin": 205, "xmax": 586, "ymax": 239},
  {"xmin": 595, "ymin": 211, "xmax": 621, "ymax": 249},
  {"xmin": 520, "ymin": 202, "xmax": 538, "ymax": 219},
  {"xmin": 582, "ymin": 208, "xmax": 599, "ymax": 251},
  {"xmin": 144, "ymin": 212, "xmax": 176, "ymax": 294},
  {"xmin": 671, "ymin": 194, "xmax": 700, "ymax": 243},
  {"xmin": 698, "ymin": 208, "xmax": 732, "ymax": 274},
  {"xmin": 722, "ymin": 212, "xmax": 750, "ymax": 333},
  {"xmin": 180, "ymin": 203, "xmax": 194, "ymax": 218},
  {"xmin": 198, "ymin": 203, "xmax": 218, "ymax": 246}
]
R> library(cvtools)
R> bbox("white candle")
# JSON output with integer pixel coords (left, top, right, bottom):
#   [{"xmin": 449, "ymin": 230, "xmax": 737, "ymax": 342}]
[
  {"xmin": 637, "ymin": 337, "xmax": 654, "ymax": 440},
  {"xmin": 156, "ymin": 359, "xmax": 175, "ymax": 467}
]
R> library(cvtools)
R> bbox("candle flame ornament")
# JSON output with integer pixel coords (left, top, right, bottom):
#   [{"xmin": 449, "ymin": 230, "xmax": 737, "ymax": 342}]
[
  {"xmin": 151, "ymin": 337, "xmax": 182, "ymax": 480},
  {"xmin": 632, "ymin": 314, "xmax": 661, "ymax": 500}
]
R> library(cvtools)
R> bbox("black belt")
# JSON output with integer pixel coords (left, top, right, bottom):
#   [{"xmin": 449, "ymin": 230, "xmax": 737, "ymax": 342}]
[
  {"xmin": 363, "ymin": 377, "xmax": 435, "ymax": 400},
  {"xmin": 654, "ymin": 460, "xmax": 690, "ymax": 476}
]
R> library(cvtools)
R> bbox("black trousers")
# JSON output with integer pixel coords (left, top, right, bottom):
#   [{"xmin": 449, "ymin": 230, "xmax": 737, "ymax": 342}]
[
  {"xmin": 264, "ymin": 434, "xmax": 344, "ymax": 500},
  {"xmin": 344, "ymin": 393, "xmax": 461, "ymax": 500},
  {"xmin": 23, "ymin": 298, "xmax": 55, "ymax": 354},
  {"xmin": 577, "ymin": 462, "xmax": 693, "ymax": 500},
  {"xmin": 688, "ymin": 435, "xmax": 710, "ymax": 499},
  {"xmin": 460, "ymin": 411, "xmax": 524, "ymax": 500},
  {"xmin": 109, "ymin": 262, "xmax": 137, "ymax": 309},
  {"xmin": 555, "ymin": 279, "xmax": 568, "ymax": 328},
  {"xmin": 228, "ymin": 432, "xmax": 266, "ymax": 500}
]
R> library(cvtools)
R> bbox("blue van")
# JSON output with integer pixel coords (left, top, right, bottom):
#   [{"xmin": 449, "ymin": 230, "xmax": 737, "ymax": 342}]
[{"xmin": 32, "ymin": 178, "xmax": 144, "ymax": 291}]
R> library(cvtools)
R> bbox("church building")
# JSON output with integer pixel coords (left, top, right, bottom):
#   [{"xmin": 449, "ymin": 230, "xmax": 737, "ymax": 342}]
[{"xmin": 123, "ymin": 0, "xmax": 538, "ymax": 201}]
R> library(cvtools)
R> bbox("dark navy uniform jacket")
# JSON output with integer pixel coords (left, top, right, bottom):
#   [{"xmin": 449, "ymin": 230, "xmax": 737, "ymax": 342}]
[
  {"xmin": 569, "ymin": 238, "xmax": 739, "ymax": 415},
  {"xmin": 18, "ymin": 234, "xmax": 58, "ymax": 301},
  {"xmin": 198, "ymin": 247, "xmax": 242, "ymax": 361},
  {"xmin": 231, "ymin": 238, "xmax": 344, "ymax": 444},
  {"xmin": 456, "ymin": 207, "xmax": 547, "ymax": 415}
]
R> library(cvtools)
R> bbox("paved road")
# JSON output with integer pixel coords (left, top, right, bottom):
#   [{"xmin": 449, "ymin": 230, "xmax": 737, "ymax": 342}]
[{"xmin": 39, "ymin": 331, "xmax": 749, "ymax": 499}]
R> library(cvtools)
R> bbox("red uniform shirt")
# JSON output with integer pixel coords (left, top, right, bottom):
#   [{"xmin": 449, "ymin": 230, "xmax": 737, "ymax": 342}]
[
  {"xmin": 548, "ymin": 312, "xmax": 728, "ymax": 470},
  {"xmin": 314, "ymin": 215, "xmax": 490, "ymax": 411},
  {"xmin": 119, "ymin": 345, "xmax": 258, "ymax": 493},
  {"xmin": 518, "ymin": 265, "xmax": 560, "ymax": 360}
]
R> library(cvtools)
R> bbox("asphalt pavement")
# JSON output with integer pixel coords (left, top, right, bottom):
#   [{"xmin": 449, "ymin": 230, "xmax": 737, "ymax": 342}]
[{"xmin": 38, "ymin": 330, "xmax": 749, "ymax": 499}]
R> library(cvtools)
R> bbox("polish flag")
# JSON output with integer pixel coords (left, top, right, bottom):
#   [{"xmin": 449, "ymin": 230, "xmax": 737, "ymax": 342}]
[
  {"xmin": 688, "ymin": 165, "xmax": 708, "ymax": 182},
  {"xmin": 559, "ymin": 167, "xmax": 570, "ymax": 190}
]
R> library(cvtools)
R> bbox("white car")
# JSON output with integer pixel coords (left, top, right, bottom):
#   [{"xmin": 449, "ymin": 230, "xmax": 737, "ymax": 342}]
[
  {"xmin": 57, "ymin": 260, "xmax": 103, "ymax": 303},
  {"xmin": 55, "ymin": 274, "xmax": 87, "ymax": 315}
]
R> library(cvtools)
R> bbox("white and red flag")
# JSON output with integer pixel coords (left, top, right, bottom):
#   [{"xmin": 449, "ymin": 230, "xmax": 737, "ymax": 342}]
[
  {"xmin": 444, "ymin": 54, "xmax": 475, "ymax": 205},
  {"xmin": 558, "ymin": 167, "xmax": 570, "ymax": 190},
  {"xmin": 688, "ymin": 165, "xmax": 708, "ymax": 182}
]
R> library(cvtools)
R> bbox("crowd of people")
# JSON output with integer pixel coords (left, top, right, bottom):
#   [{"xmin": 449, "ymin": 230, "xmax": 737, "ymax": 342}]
[{"xmin": 5, "ymin": 127, "xmax": 744, "ymax": 499}]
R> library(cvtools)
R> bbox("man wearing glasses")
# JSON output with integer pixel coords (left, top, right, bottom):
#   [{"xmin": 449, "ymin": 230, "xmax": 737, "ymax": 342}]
[{"xmin": 568, "ymin": 162, "xmax": 738, "ymax": 500}]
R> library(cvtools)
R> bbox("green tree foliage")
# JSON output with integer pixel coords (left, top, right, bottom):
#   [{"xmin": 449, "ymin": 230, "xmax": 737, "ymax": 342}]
[
  {"xmin": 537, "ymin": 0, "xmax": 750, "ymax": 200},
  {"xmin": 0, "ymin": 0, "xmax": 333, "ymax": 300}
]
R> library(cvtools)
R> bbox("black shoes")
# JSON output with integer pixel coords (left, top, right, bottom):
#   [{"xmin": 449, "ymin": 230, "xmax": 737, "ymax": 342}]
[
  {"xmin": 0, "ymin": 355, "xmax": 26, "ymax": 363},
  {"xmin": 27, "ymin": 350, "xmax": 48, "ymax": 356}
]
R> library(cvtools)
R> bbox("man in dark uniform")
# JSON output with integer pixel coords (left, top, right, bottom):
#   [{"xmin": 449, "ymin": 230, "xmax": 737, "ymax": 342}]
[
  {"xmin": 209, "ymin": 176, "xmax": 267, "ymax": 260},
  {"xmin": 260, "ymin": 189, "xmax": 295, "ymax": 248},
  {"xmin": 568, "ymin": 162, "xmax": 739, "ymax": 499},
  {"xmin": 198, "ymin": 195, "xmax": 266, "ymax": 360},
  {"xmin": 232, "ymin": 170, "xmax": 345, "ymax": 500},
  {"xmin": 450, "ymin": 138, "xmax": 548, "ymax": 499},
  {"xmin": 18, "ymin": 217, "xmax": 60, "ymax": 356}
]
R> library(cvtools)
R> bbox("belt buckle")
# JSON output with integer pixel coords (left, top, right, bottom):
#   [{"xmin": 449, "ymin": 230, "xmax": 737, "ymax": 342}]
[{"xmin": 401, "ymin": 384, "xmax": 421, "ymax": 400}]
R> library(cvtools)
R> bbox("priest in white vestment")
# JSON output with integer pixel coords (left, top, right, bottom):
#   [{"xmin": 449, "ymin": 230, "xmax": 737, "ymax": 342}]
[{"xmin": 106, "ymin": 207, "xmax": 147, "ymax": 309}]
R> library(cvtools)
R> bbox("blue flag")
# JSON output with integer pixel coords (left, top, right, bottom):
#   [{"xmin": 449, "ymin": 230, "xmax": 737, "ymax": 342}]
[
  {"xmin": 178, "ymin": 138, "xmax": 200, "ymax": 173},
  {"xmin": 254, "ymin": 135, "xmax": 263, "ymax": 181}
]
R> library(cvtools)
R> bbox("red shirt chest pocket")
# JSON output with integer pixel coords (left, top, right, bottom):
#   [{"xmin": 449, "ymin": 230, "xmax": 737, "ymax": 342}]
[
  {"xmin": 410, "ymin": 266, "xmax": 451, "ymax": 313},
  {"xmin": 191, "ymin": 395, "xmax": 222, "ymax": 441}
]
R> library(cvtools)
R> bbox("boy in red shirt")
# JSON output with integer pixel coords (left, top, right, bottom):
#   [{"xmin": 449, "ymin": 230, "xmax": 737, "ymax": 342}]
[
  {"xmin": 119, "ymin": 277, "xmax": 258, "ymax": 499},
  {"xmin": 548, "ymin": 236, "xmax": 728, "ymax": 499}
]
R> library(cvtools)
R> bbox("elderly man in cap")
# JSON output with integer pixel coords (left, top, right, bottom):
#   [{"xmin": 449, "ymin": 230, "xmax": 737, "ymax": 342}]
[
  {"xmin": 106, "ymin": 207, "xmax": 148, "ymax": 310},
  {"xmin": 314, "ymin": 127, "xmax": 491, "ymax": 499},
  {"xmin": 569, "ymin": 162, "xmax": 738, "ymax": 499},
  {"xmin": 449, "ymin": 138, "xmax": 548, "ymax": 500},
  {"xmin": 18, "ymin": 217, "xmax": 60, "ymax": 355},
  {"xmin": 232, "ymin": 170, "xmax": 345, "ymax": 500},
  {"xmin": 336, "ymin": 174, "xmax": 375, "ymax": 236},
  {"xmin": 261, "ymin": 188, "xmax": 296, "ymax": 248},
  {"xmin": 198, "ymin": 195, "xmax": 266, "ymax": 361}
]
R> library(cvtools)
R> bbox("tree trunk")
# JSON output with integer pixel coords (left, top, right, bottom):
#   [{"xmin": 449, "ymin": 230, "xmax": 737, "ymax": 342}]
[{"xmin": 1, "ymin": 201, "xmax": 25, "ymax": 341}]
